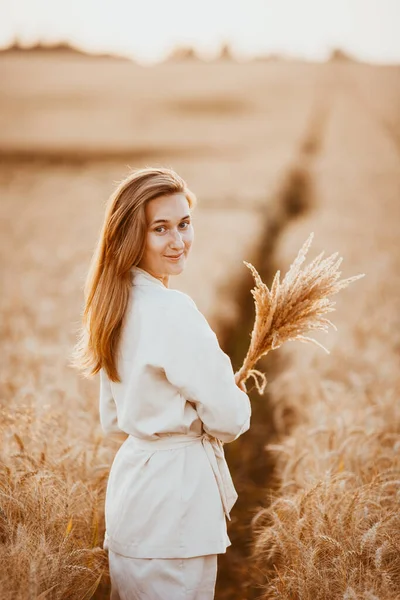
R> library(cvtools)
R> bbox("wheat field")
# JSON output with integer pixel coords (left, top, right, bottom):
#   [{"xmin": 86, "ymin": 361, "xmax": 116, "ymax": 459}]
[{"xmin": 0, "ymin": 49, "xmax": 399, "ymax": 599}]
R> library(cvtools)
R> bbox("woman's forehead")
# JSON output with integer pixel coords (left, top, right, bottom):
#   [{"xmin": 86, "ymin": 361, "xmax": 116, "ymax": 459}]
[{"xmin": 146, "ymin": 193, "xmax": 190, "ymax": 222}]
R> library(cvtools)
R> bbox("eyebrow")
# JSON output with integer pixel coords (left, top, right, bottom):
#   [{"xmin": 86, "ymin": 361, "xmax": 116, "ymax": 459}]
[{"xmin": 151, "ymin": 214, "xmax": 191, "ymax": 225}]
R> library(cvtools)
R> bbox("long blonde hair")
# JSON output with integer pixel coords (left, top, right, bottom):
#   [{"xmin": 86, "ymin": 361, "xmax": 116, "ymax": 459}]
[{"xmin": 70, "ymin": 166, "xmax": 197, "ymax": 383}]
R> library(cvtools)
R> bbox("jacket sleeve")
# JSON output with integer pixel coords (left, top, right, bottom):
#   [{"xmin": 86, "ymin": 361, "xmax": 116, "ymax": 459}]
[
  {"xmin": 99, "ymin": 367, "xmax": 122, "ymax": 435},
  {"xmin": 158, "ymin": 292, "xmax": 251, "ymax": 443}
]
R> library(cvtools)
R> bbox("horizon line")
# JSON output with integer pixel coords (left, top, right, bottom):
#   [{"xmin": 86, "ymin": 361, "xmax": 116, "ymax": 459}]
[{"xmin": 1, "ymin": 39, "xmax": 399, "ymax": 68}]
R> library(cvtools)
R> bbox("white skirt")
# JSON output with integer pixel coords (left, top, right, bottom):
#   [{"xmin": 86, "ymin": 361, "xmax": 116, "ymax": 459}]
[{"xmin": 108, "ymin": 550, "xmax": 218, "ymax": 600}]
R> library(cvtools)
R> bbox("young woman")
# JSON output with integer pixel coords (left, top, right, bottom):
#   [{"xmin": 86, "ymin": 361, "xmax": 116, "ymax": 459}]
[{"xmin": 73, "ymin": 167, "xmax": 251, "ymax": 599}]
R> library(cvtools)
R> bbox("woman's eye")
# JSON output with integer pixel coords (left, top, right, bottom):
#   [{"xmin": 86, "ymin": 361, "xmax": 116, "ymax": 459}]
[{"xmin": 154, "ymin": 222, "xmax": 190, "ymax": 233}]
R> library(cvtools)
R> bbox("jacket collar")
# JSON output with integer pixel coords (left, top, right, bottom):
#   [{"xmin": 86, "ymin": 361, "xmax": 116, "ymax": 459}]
[{"xmin": 131, "ymin": 266, "xmax": 167, "ymax": 288}]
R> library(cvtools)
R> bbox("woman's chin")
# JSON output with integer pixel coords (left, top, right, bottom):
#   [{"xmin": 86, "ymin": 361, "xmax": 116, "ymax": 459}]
[{"xmin": 164, "ymin": 258, "xmax": 186, "ymax": 273}]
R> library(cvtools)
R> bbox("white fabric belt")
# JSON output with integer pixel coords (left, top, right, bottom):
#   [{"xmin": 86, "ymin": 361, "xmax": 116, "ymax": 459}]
[{"xmin": 126, "ymin": 432, "xmax": 238, "ymax": 521}]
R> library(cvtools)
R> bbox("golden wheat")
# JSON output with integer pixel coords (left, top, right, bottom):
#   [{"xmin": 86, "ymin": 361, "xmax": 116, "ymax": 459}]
[
  {"xmin": 247, "ymin": 234, "xmax": 400, "ymax": 598},
  {"xmin": 0, "ymin": 404, "xmax": 110, "ymax": 599},
  {"xmin": 235, "ymin": 232, "xmax": 365, "ymax": 394}
]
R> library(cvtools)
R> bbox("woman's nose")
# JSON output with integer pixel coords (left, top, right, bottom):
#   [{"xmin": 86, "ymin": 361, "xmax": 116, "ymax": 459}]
[{"xmin": 170, "ymin": 229, "xmax": 185, "ymax": 247}]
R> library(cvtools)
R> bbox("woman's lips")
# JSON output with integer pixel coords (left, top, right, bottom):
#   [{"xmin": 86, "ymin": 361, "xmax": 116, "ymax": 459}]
[{"xmin": 165, "ymin": 252, "xmax": 184, "ymax": 261}]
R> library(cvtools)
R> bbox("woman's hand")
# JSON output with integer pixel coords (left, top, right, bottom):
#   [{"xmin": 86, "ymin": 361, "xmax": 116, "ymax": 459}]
[{"xmin": 234, "ymin": 372, "xmax": 247, "ymax": 392}]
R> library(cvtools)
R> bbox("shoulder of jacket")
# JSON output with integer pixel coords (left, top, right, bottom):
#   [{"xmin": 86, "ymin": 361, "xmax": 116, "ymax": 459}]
[
  {"xmin": 160, "ymin": 289, "xmax": 211, "ymax": 328},
  {"xmin": 161, "ymin": 289, "xmax": 216, "ymax": 337},
  {"xmin": 166, "ymin": 288, "xmax": 198, "ymax": 308}
]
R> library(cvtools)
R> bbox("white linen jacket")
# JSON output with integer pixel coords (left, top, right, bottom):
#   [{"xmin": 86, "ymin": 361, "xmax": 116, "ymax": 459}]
[{"xmin": 99, "ymin": 265, "xmax": 251, "ymax": 558}]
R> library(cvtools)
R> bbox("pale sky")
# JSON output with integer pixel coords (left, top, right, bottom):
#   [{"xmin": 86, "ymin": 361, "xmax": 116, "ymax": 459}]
[{"xmin": 0, "ymin": 0, "xmax": 399, "ymax": 65}]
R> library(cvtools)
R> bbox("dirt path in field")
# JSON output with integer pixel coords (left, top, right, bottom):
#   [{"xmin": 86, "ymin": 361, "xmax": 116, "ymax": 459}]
[{"xmin": 215, "ymin": 68, "xmax": 335, "ymax": 600}]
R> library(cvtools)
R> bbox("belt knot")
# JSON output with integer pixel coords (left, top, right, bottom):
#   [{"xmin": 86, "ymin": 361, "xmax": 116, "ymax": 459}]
[{"xmin": 199, "ymin": 432, "xmax": 238, "ymax": 520}]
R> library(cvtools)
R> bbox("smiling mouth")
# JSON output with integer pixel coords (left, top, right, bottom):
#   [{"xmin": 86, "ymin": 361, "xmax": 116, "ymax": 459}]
[{"xmin": 165, "ymin": 252, "xmax": 184, "ymax": 258}]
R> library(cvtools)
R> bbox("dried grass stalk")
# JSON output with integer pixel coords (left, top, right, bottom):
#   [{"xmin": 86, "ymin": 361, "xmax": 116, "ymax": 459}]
[{"xmin": 235, "ymin": 232, "xmax": 365, "ymax": 394}]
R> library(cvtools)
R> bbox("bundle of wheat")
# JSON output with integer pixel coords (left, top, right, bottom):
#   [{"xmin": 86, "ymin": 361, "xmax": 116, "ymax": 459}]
[{"xmin": 235, "ymin": 232, "xmax": 365, "ymax": 394}]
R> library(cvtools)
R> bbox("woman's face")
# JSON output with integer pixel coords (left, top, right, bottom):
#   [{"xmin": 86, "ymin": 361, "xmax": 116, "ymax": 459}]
[{"xmin": 137, "ymin": 193, "xmax": 194, "ymax": 285}]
